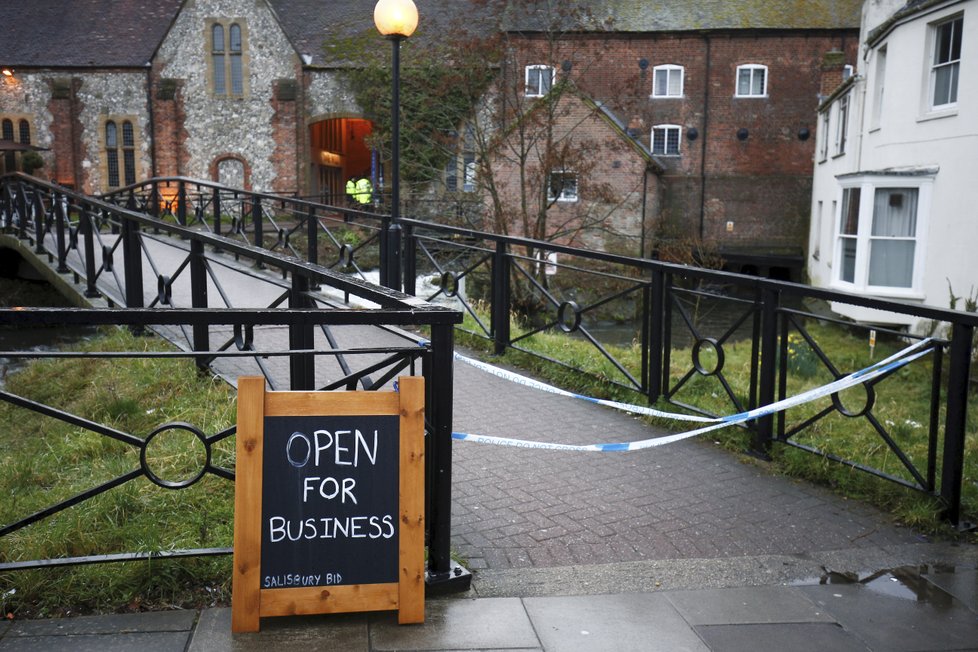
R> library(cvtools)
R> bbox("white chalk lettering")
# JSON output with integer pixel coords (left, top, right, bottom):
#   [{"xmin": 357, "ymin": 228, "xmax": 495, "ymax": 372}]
[
  {"xmin": 302, "ymin": 476, "xmax": 358, "ymax": 504},
  {"xmin": 267, "ymin": 515, "xmax": 396, "ymax": 541},
  {"xmin": 311, "ymin": 429, "xmax": 379, "ymax": 467},
  {"xmin": 286, "ymin": 431, "xmax": 311, "ymax": 467}
]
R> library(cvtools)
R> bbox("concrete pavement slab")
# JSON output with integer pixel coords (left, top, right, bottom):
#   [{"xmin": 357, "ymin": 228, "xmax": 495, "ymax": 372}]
[
  {"xmin": 694, "ymin": 623, "xmax": 870, "ymax": 652},
  {"xmin": 187, "ymin": 608, "xmax": 368, "ymax": 651},
  {"xmin": 0, "ymin": 631, "xmax": 190, "ymax": 652},
  {"xmin": 368, "ymin": 597, "xmax": 540, "ymax": 651},
  {"xmin": 522, "ymin": 593, "xmax": 708, "ymax": 652},
  {"xmin": 800, "ymin": 583, "xmax": 978, "ymax": 651},
  {"xmin": 664, "ymin": 586, "xmax": 834, "ymax": 625}
]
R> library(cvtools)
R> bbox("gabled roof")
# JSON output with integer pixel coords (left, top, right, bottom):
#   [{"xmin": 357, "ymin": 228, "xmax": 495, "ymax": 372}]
[{"xmin": 0, "ymin": 0, "xmax": 184, "ymax": 68}]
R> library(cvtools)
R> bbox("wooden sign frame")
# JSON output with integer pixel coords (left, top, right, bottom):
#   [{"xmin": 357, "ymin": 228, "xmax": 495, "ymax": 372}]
[{"xmin": 231, "ymin": 376, "xmax": 425, "ymax": 632}]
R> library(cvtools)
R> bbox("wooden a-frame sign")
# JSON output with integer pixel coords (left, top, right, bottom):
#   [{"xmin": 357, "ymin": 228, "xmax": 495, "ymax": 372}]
[{"xmin": 231, "ymin": 376, "xmax": 425, "ymax": 632}]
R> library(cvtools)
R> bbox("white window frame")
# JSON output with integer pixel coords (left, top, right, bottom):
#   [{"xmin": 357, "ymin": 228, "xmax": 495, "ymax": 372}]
[
  {"xmin": 651, "ymin": 124, "xmax": 682, "ymax": 156},
  {"xmin": 818, "ymin": 109, "xmax": 830, "ymax": 162},
  {"xmin": 871, "ymin": 46, "xmax": 887, "ymax": 130},
  {"xmin": 834, "ymin": 92, "xmax": 850, "ymax": 155},
  {"xmin": 735, "ymin": 64, "xmax": 768, "ymax": 97},
  {"xmin": 832, "ymin": 175, "xmax": 933, "ymax": 297},
  {"xmin": 928, "ymin": 14, "xmax": 963, "ymax": 111},
  {"xmin": 651, "ymin": 64, "xmax": 684, "ymax": 98},
  {"xmin": 547, "ymin": 171, "xmax": 578, "ymax": 202},
  {"xmin": 525, "ymin": 64, "xmax": 555, "ymax": 98}
]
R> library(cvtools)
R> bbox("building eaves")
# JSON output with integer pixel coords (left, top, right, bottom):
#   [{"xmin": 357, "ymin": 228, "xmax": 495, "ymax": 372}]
[
  {"xmin": 817, "ymin": 74, "xmax": 856, "ymax": 112},
  {"xmin": 866, "ymin": 0, "xmax": 962, "ymax": 46},
  {"xmin": 581, "ymin": 96, "xmax": 664, "ymax": 173}
]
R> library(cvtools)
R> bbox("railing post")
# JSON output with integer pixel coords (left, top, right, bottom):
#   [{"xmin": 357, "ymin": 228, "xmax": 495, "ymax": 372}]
[
  {"xmin": 647, "ymin": 267, "xmax": 665, "ymax": 401},
  {"xmin": 33, "ymin": 189, "xmax": 46, "ymax": 254},
  {"xmin": 190, "ymin": 238, "xmax": 210, "ymax": 368},
  {"xmin": 212, "ymin": 187, "xmax": 222, "ymax": 239},
  {"xmin": 177, "ymin": 180, "xmax": 187, "ymax": 228},
  {"xmin": 386, "ymin": 223, "xmax": 402, "ymax": 292},
  {"xmin": 121, "ymin": 213, "xmax": 144, "ymax": 308},
  {"xmin": 288, "ymin": 274, "xmax": 316, "ymax": 390},
  {"xmin": 14, "ymin": 180, "xmax": 28, "ymax": 238},
  {"xmin": 379, "ymin": 214, "xmax": 390, "ymax": 287},
  {"xmin": 54, "ymin": 194, "xmax": 70, "ymax": 273},
  {"xmin": 753, "ymin": 285, "xmax": 779, "ymax": 457},
  {"xmin": 491, "ymin": 240, "xmax": 511, "ymax": 356},
  {"xmin": 941, "ymin": 323, "xmax": 973, "ymax": 527},
  {"xmin": 252, "ymin": 194, "xmax": 263, "ymax": 252},
  {"xmin": 306, "ymin": 205, "xmax": 318, "ymax": 267},
  {"xmin": 403, "ymin": 223, "xmax": 416, "ymax": 296},
  {"xmin": 149, "ymin": 181, "xmax": 160, "ymax": 219},
  {"xmin": 81, "ymin": 208, "xmax": 100, "ymax": 298},
  {"xmin": 424, "ymin": 323, "xmax": 469, "ymax": 590}
]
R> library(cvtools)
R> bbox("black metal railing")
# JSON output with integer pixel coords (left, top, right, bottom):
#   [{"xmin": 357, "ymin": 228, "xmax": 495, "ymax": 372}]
[
  {"xmin": 5, "ymin": 172, "xmax": 977, "ymax": 532},
  {"xmin": 0, "ymin": 174, "xmax": 463, "ymax": 585}
]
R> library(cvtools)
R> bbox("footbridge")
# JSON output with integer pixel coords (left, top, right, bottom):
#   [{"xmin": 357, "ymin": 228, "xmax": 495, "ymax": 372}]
[{"xmin": 1, "ymin": 173, "xmax": 975, "ymax": 593}]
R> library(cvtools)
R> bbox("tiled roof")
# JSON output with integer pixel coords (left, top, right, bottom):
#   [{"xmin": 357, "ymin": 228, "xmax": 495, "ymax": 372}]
[
  {"xmin": 269, "ymin": 0, "xmax": 497, "ymax": 67},
  {"xmin": 0, "ymin": 0, "xmax": 184, "ymax": 68}
]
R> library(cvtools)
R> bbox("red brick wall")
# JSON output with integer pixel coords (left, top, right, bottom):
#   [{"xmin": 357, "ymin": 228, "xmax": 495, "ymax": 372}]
[
  {"xmin": 46, "ymin": 78, "xmax": 85, "ymax": 190},
  {"xmin": 269, "ymin": 75, "xmax": 300, "ymax": 194},
  {"xmin": 509, "ymin": 30, "xmax": 859, "ymax": 258},
  {"xmin": 150, "ymin": 67, "xmax": 187, "ymax": 179}
]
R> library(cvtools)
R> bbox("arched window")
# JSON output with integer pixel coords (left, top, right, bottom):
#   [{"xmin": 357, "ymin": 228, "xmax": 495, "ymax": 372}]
[
  {"xmin": 103, "ymin": 117, "xmax": 139, "ymax": 190},
  {"xmin": 18, "ymin": 119, "xmax": 30, "ymax": 144},
  {"xmin": 105, "ymin": 121, "xmax": 120, "ymax": 187},
  {"xmin": 1, "ymin": 119, "xmax": 12, "ymax": 141},
  {"xmin": 210, "ymin": 20, "xmax": 247, "ymax": 97}
]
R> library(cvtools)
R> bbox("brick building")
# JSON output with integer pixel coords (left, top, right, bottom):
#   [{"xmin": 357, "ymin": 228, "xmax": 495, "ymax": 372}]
[{"xmin": 0, "ymin": 0, "xmax": 861, "ymax": 275}]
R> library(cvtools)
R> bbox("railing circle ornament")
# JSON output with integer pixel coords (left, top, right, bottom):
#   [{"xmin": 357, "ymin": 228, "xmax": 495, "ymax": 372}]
[
  {"xmin": 157, "ymin": 274, "xmax": 172, "ymax": 305},
  {"xmin": 557, "ymin": 300, "xmax": 581, "ymax": 333},
  {"xmin": 140, "ymin": 422, "xmax": 211, "ymax": 490},
  {"xmin": 831, "ymin": 383, "xmax": 876, "ymax": 418},
  {"xmin": 692, "ymin": 337, "xmax": 724, "ymax": 376},
  {"xmin": 337, "ymin": 244, "xmax": 355, "ymax": 268},
  {"xmin": 440, "ymin": 271, "xmax": 460, "ymax": 298}
]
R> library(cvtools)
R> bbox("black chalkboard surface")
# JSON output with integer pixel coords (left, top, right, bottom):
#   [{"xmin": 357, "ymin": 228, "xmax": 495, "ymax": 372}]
[{"xmin": 260, "ymin": 414, "xmax": 400, "ymax": 589}]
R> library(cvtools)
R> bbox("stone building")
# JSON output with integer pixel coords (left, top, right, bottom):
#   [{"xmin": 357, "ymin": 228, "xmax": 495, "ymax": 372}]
[{"xmin": 0, "ymin": 0, "xmax": 862, "ymax": 276}]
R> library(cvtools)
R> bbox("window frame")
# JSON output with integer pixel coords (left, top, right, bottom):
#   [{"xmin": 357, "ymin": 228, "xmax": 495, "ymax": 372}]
[
  {"xmin": 834, "ymin": 92, "xmax": 850, "ymax": 156},
  {"xmin": 524, "ymin": 64, "xmax": 555, "ymax": 98},
  {"xmin": 651, "ymin": 124, "xmax": 682, "ymax": 156},
  {"xmin": 207, "ymin": 19, "xmax": 249, "ymax": 98},
  {"xmin": 735, "ymin": 64, "xmax": 768, "ymax": 97},
  {"xmin": 929, "ymin": 14, "xmax": 963, "ymax": 110},
  {"xmin": 547, "ymin": 171, "xmax": 579, "ymax": 203},
  {"xmin": 832, "ymin": 174, "xmax": 933, "ymax": 296},
  {"xmin": 101, "ymin": 116, "xmax": 139, "ymax": 191},
  {"xmin": 651, "ymin": 64, "xmax": 684, "ymax": 98}
]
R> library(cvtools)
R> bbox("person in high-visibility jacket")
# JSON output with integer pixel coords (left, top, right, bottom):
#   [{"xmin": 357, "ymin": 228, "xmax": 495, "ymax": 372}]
[
  {"xmin": 354, "ymin": 177, "xmax": 373, "ymax": 205},
  {"xmin": 345, "ymin": 177, "xmax": 357, "ymax": 206}
]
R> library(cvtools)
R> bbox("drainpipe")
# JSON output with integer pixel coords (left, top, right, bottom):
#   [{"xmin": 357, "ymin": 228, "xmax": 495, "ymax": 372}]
[
  {"xmin": 699, "ymin": 33, "xmax": 711, "ymax": 241},
  {"xmin": 146, "ymin": 64, "xmax": 158, "ymax": 179}
]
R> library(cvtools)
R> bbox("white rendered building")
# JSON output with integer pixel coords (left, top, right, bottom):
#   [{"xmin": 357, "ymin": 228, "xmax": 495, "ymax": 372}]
[{"xmin": 807, "ymin": 0, "xmax": 975, "ymax": 328}]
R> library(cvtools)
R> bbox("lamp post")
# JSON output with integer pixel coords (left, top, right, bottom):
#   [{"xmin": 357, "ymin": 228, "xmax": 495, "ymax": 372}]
[{"xmin": 374, "ymin": 0, "xmax": 417, "ymax": 291}]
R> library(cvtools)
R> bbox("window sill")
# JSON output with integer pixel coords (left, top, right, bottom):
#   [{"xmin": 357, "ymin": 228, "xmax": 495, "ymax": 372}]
[
  {"xmin": 649, "ymin": 95, "xmax": 684, "ymax": 100},
  {"xmin": 733, "ymin": 94, "xmax": 768, "ymax": 99},
  {"xmin": 831, "ymin": 152, "xmax": 847, "ymax": 160},
  {"xmin": 917, "ymin": 107, "xmax": 958, "ymax": 123},
  {"xmin": 830, "ymin": 282, "xmax": 925, "ymax": 301}
]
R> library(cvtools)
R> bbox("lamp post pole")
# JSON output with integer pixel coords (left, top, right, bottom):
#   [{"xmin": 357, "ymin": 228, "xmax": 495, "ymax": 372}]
[{"xmin": 387, "ymin": 33, "xmax": 403, "ymax": 291}]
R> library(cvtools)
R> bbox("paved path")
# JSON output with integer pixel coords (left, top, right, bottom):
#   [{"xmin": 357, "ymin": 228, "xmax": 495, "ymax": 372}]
[
  {"xmin": 2, "ymin": 563, "xmax": 977, "ymax": 651},
  {"xmin": 8, "ymin": 229, "xmax": 970, "ymax": 592}
]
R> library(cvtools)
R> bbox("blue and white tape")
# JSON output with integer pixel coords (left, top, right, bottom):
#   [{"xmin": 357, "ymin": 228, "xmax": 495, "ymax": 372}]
[{"xmin": 449, "ymin": 338, "xmax": 933, "ymax": 452}]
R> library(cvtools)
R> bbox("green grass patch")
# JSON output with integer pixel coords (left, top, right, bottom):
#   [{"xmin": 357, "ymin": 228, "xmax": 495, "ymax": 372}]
[{"xmin": 0, "ymin": 328, "xmax": 236, "ymax": 618}]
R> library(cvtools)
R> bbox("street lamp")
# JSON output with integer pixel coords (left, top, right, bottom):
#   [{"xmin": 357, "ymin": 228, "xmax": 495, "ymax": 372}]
[{"xmin": 374, "ymin": 0, "xmax": 417, "ymax": 291}]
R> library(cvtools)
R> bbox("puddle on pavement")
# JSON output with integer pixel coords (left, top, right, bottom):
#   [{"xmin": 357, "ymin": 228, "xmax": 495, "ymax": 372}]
[{"xmin": 791, "ymin": 564, "xmax": 972, "ymax": 610}]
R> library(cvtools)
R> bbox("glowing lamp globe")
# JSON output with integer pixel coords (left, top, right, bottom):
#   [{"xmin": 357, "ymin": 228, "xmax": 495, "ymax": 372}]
[{"xmin": 374, "ymin": 0, "xmax": 418, "ymax": 38}]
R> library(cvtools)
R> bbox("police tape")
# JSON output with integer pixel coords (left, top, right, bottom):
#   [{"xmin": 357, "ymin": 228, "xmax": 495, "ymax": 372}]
[{"xmin": 449, "ymin": 338, "xmax": 933, "ymax": 452}]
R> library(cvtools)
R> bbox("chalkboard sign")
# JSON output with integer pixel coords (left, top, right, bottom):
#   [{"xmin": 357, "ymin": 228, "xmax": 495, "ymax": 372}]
[{"xmin": 231, "ymin": 377, "xmax": 425, "ymax": 633}]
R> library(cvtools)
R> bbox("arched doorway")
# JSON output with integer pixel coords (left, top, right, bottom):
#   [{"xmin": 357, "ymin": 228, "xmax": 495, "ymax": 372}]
[{"xmin": 309, "ymin": 117, "xmax": 375, "ymax": 205}]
